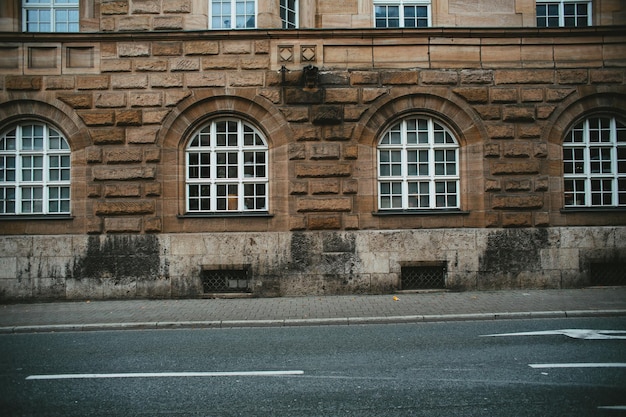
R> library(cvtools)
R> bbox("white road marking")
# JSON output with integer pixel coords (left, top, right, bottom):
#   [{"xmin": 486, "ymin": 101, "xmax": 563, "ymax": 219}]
[
  {"xmin": 26, "ymin": 370, "xmax": 304, "ymax": 380},
  {"xmin": 529, "ymin": 363, "xmax": 626, "ymax": 369},
  {"xmin": 480, "ymin": 329, "xmax": 626, "ymax": 340},
  {"xmin": 598, "ymin": 406, "xmax": 626, "ymax": 410}
]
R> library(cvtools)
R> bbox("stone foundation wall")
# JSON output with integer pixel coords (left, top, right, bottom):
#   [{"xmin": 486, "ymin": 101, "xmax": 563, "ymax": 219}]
[{"xmin": 1, "ymin": 227, "xmax": 624, "ymax": 300}]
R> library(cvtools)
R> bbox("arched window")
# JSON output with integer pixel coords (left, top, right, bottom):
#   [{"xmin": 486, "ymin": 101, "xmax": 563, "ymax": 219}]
[
  {"xmin": 377, "ymin": 116, "xmax": 459, "ymax": 210},
  {"xmin": 0, "ymin": 122, "xmax": 71, "ymax": 215},
  {"xmin": 186, "ymin": 118, "xmax": 268, "ymax": 213},
  {"xmin": 563, "ymin": 116, "xmax": 626, "ymax": 207}
]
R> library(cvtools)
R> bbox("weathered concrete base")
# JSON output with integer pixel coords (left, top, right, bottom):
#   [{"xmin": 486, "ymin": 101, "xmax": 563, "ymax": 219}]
[{"xmin": 0, "ymin": 227, "xmax": 624, "ymax": 301}]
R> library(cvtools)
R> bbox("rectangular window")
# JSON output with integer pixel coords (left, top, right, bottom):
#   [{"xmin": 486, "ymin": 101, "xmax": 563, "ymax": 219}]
[
  {"xmin": 23, "ymin": 0, "xmax": 79, "ymax": 32},
  {"xmin": 280, "ymin": 0, "xmax": 298, "ymax": 28},
  {"xmin": 210, "ymin": 0, "xmax": 256, "ymax": 29},
  {"xmin": 374, "ymin": 0, "xmax": 430, "ymax": 28},
  {"xmin": 536, "ymin": 1, "xmax": 591, "ymax": 27}
]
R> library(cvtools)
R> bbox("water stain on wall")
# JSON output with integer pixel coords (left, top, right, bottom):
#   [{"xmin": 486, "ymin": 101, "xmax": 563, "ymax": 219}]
[{"xmin": 71, "ymin": 235, "xmax": 162, "ymax": 283}]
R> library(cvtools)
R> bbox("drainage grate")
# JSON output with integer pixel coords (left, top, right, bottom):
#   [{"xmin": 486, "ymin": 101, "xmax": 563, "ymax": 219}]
[
  {"xmin": 401, "ymin": 264, "xmax": 446, "ymax": 290},
  {"xmin": 201, "ymin": 269, "xmax": 251, "ymax": 293},
  {"xmin": 590, "ymin": 262, "xmax": 626, "ymax": 286}
]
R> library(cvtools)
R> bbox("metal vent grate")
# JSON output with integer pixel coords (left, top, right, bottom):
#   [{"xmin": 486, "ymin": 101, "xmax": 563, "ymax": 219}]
[
  {"xmin": 590, "ymin": 262, "xmax": 626, "ymax": 286},
  {"xmin": 401, "ymin": 264, "xmax": 446, "ymax": 290},
  {"xmin": 201, "ymin": 269, "xmax": 250, "ymax": 293}
]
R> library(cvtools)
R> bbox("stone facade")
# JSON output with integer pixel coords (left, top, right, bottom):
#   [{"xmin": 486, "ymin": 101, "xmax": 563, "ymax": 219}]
[{"xmin": 0, "ymin": 1, "xmax": 625, "ymax": 300}]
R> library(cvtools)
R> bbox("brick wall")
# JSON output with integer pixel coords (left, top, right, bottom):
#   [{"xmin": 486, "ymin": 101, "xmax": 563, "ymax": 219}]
[{"xmin": 1, "ymin": 27, "xmax": 625, "ymax": 299}]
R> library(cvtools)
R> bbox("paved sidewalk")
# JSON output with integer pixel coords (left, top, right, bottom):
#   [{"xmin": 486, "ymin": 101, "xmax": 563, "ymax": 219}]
[{"xmin": 1, "ymin": 287, "xmax": 626, "ymax": 333}]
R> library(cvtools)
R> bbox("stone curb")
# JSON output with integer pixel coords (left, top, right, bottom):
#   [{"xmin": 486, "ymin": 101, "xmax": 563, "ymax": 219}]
[{"xmin": 1, "ymin": 309, "xmax": 625, "ymax": 334}]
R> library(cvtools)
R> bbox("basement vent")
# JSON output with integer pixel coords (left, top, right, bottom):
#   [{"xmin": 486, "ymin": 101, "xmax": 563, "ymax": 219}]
[
  {"xmin": 201, "ymin": 268, "xmax": 251, "ymax": 293},
  {"xmin": 590, "ymin": 262, "xmax": 626, "ymax": 286},
  {"xmin": 401, "ymin": 263, "xmax": 446, "ymax": 290}
]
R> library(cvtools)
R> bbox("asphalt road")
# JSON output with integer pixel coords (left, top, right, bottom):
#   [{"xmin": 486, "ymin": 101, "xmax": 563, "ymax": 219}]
[{"xmin": 1, "ymin": 317, "xmax": 625, "ymax": 416}]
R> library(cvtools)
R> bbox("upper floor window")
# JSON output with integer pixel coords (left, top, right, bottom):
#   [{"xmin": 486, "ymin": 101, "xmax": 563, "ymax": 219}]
[
  {"xmin": 563, "ymin": 116, "xmax": 626, "ymax": 208},
  {"xmin": 0, "ymin": 123, "xmax": 71, "ymax": 215},
  {"xmin": 378, "ymin": 116, "xmax": 459, "ymax": 210},
  {"xmin": 536, "ymin": 1, "xmax": 591, "ymax": 27},
  {"xmin": 186, "ymin": 118, "xmax": 268, "ymax": 213},
  {"xmin": 281, "ymin": 0, "xmax": 298, "ymax": 28},
  {"xmin": 210, "ymin": 0, "xmax": 256, "ymax": 29},
  {"xmin": 22, "ymin": 0, "xmax": 79, "ymax": 32},
  {"xmin": 374, "ymin": 0, "xmax": 430, "ymax": 28}
]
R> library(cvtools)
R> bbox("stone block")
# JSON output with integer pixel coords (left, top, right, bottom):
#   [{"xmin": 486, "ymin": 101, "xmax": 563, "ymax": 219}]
[
  {"xmin": 325, "ymin": 88, "xmax": 358, "ymax": 104},
  {"xmin": 129, "ymin": 92, "xmax": 162, "ymax": 107},
  {"xmin": 474, "ymin": 105, "xmax": 500, "ymax": 120},
  {"xmin": 93, "ymin": 166, "xmax": 156, "ymax": 181},
  {"xmin": 144, "ymin": 182, "xmax": 161, "ymax": 196},
  {"xmin": 351, "ymin": 71, "xmax": 379, "ymax": 85},
  {"xmin": 101, "ymin": 1, "xmax": 128, "ymax": 14},
  {"xmin": 105, "ymin": 148, "xmax": 143, "ymax": 164},
  {"xmin": 288, "ymin": 143, "xmax": 306, "ymax": 160},
  {"xmin": 460, "ymin": 69, "xmax": 494, "ymax": 84},
  {"xmin": 144, "ymin": 148, "xmax": 161, "ymax": 163},
  {"xmin": 6, "ymin": 76, "xmax": 42, "ymax": 90},
  {"xmin": 169, "ymin": 57, "xmax": 200, "ymax": 72},
  {"xmin": 308, "ymin": 214, "xmax": 342, "ymax": 230},
  {"xmin": 95, "ymin": 92, "xmax": 126, "ymax": 108},
  {"xmin": 484, "ymin": 143, "xmax": 500, "ymax": 158},
  {"xmin": 135, "ymin": 59, "xmax": 168, "ymax": 72},
  {"xmin": 452, "ymin": 87, "xmax": 488, "ymax": 103},
  {"xmin": 491, "ymin": 88, "xmax": 518, "ymax": 103},
  {"xmin": 310, "ymin": 179, "xmax": 340, "ymax": 195},
  {"xmin": 502, "ymin": 106, "xmax": 535, "ymax": 123},
  {"xmin": 229, "ymin": 72, "xmax": 263, "ymax": 87},
  {"xmin": 104, "ymin": 217, "xmax": 143, "ymax": 232},
  {"xmin": 504, "ymin": 179, "xmax": 531, "ymax": 192},
  {"xmin": 185, "ymin": 73, "xmax": 226, "ymax": 88},
  {"xmin": 58, "ymin": 93, "xmax": 93, "ymax": 109},
  {"xmin": 557, "ymin": 69, "xmax": 588, "ymax": 84},
  {"xmin": 310, "ymin": 143, "xmax": 340, "ymax": 160},
  {"xmin": 150, "ymin": 73, "xmax": 183, "ymax": 88},
  {"xmin": 126, "ymin": 126, "xmax": 159, "ymax": 144},
  {"xmin": 343, "ymin": 145, "xmax": 358, "ymax": 160},
  {"xmin": 111, "ymin": 74, "xmax": 148, "ymax": 89},
  {"xmin": 297, "ymin": 197, "xmax": 352, "ymax": 212},
  {"xmin": 486, "ymin": 124, "xmax": 515, "ymax": 139},
  {"xmin": 92, "ymin": 128, "xmax": 125, "ymax": 144},
  {"xmin": 495, "ymin": 69, "xmax": 554, "ymax": 84},
  {"xmin": 163, "ymin": 0, "xmax": 191, "ymax": 13},
  {"xmin": 79, "ymin": 111, "xmax": 115, "ymax": 126},
  {"xmin": 492, "ymin": 195, "xmax": 543, "ymax": 210},
  {"xmin": 546, "ymin": 88, "xmax": 575, "ymax": 102},
  {"xmin": 501, "ymin": 212, "xmax": 533, "ymax": 227},
  {"xmin": 115, "ymin": 110, "xmax": 142, "ymax": 126},
  {"xmin": 95, "ymin": 201, "xmax": 155, "ymax": 215},
  {"xmin": 521, "ymin": 88, "xmax": 543, "ymax": 102},
  {"xmin": 223, "ymin": 41, "xmax": 252, "ymax": 54},
  {"xmin": 502, "ymin": 142, "xmax": 531, "ymax": 158},
  {"xmin": 153, "ymin": 16, "xmax": 184, "ymax": 30},
  {"xmin": 46, "ymin": 76, "xmax": 75, "ymax": 90},
  {"xmin": 77, "ymin": 75, "xmax": 110, "ymax": 90},
  {"xmin": 362, "ymin": 88, "xmax": 389, "ymax": 103},
  {"xmin": 491, "ymin": 161, "xmax": 540, "ymax": 175},
  {"xmin": 144, "ymin": 217, "xmax": 162, "ymax": 233},
  {"xmin": 421, "ymin": 70, "xmax": 459, "ymax": 85},
  {"xmin": 285, "ymin": 88, "xmax": 323, "ymax": 104},
  {"xmin": 131, "ymin": 0, "xmax": 161, "ymax": 14},
  {"xmin": 153, "ymin": 42, "xmax": 183, "ymax": 56},
  {"xmin": 104, "ymin": 183, "xmax": 142, "ymax": 197},
  {"xmin": 312, "ymin": 105, "xmax": 342, "ymax": 125},
  {"xmin": 536, "ymin": 105, "xmax": 557, "ymax": 119},
  {"xmin": 118, "ymin": 16, "xmax": 150, "ymax": 31},
  {"xmin": 184, "ymin": 41, "xmax": 219, "ymax": 55},
  {"xmin": 118, "ymin": 42, "xmax": 150, "ymax": 57},
  {"xmin": 295, "ymin": 163, "xmax": 351, "ymax": 178},
  {"xmin": 381, "ymin": 71, "xmax": 418, "ymax": 85}
]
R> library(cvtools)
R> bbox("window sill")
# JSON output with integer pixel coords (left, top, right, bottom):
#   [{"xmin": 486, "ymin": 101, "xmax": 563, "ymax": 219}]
[
  {"xmin": 560, "ymin": 207, "xmax": 626, "ymax": 213},
  {"xmin": 0, "ymin": 215, "xmax": 74, "ymax": 221},
  {"xmin": 373, "ymin": 209, "xmax": 469, "ymax": 216},
  {"xmin": 177, "ymin": 212, "xmax": 273, "ymax": 219}
]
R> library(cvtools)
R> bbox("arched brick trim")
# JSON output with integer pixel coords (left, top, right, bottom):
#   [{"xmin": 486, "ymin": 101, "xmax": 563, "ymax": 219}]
[
  {"xmin": 354, "ymin": 90, "xmax": 488, "ymax": 221},
  {"xmin": 544, "ymin": 89, "xmax": 626, "ymax": 146},
  {"xmin": 356, "ymin": 89, "xmax": 486, "ymax": 148},
  {"xmin": 0, "ymin": 99, "xmax": 90, "ymax": 151},
  {"xmin": 159, "ymin": 91, "xmax": 292, "ymax": 231},
  {"xmin": 159, "ymin": 89, "xmax": 291, "ymax": 149}
]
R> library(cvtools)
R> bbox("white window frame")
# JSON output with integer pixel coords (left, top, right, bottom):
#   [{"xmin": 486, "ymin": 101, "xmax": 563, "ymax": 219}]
[
  {"xmin": 373, "ymin": 0, "xmax": 431, "ymax": 28},
  {"xmin": 377, "ymin": 116, "xmax": 459, "ymax": 211},
  {"xmin": 22, "ymin": 0, "xmax": 79, "ymax": 33},
  {"xmin": 0, "ymin": 123, "xmax": 71, "ymax": 215},
  {"xmin": 209, "ymin": 0, "xmax": 257, "ymax": 29},
  {"xmin": 280, "ymin": 0, "xmax": 298, "ymax": 29},
  {"xmin": 186, "ymin": 118, "xmax": 268, "ymax": 213},
  {"xmin": 563, "ymin": 116, "xmax": 626, "ymax": 208},
  {"xmin": 536, "ymin": 0, "xmax": 592, "ymax": 27}
]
